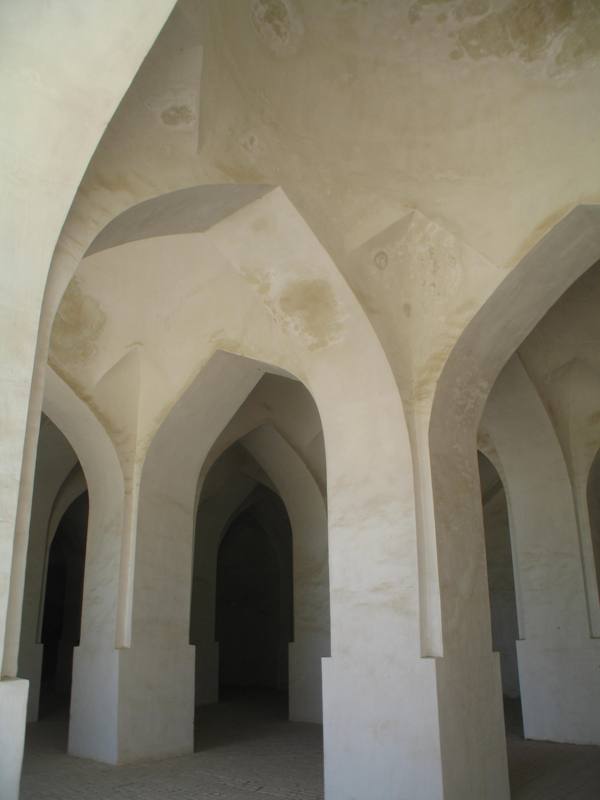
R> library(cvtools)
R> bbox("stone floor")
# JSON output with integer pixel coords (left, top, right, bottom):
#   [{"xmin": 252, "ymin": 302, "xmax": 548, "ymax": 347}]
[
  {"xmin": 20, "ymin": 692, "xmax": 600, "ymax": 799},
  {"xmin": 504, "ymin": 700, "xmax": 600, "ymax": 799}
]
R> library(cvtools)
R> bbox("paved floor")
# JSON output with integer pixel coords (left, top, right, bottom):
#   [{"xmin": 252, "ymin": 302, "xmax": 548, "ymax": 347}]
[
  {"xmin": 20, "ymin": 693, "xmax": 600, "ymax": 799},
  {"xmin": 505, "ymin": 700, "xmax": 600, "ymax": 800}
]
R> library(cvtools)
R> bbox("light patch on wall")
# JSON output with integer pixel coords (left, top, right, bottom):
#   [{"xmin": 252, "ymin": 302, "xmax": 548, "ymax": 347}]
[
  {"xmin": 412, "ymin": 344, "xmax": 455, "ymax": 406},
  {"xmin": 238, "ymin": 264, "xmax": 345, "ymax": 351},
  {"xmin": 409, "ymin": 0, "xmax": 457, "ymax": 25},
  {"xmin": 409, "ymin": 0, "xmax": 600, "ymax": 75},
  {"xmin": 373, "ymin": 250, "xmax": 389, "ymax": 270},
  {"xmin": 145, "ymin": 87, "xmax": 198, "ymax": 130},
  {"xmin": 250, "ymin": 0, "xmax": 305, "ymax": 57},
  {"xmin": 278, "ymin": 279, "xmax": 345, "ymax": 351},
  {"xmin": 50, "ymin": 278, "xmax": 106, "ymax": 367},
  {"xmin": 215, "ymin": 159, "xmax": 266, "ymax": 184},
  {"xmin": 241, "ymin": 266, "xmax": 272, "ymax": 298},
  {"xmin": 239, "ymin": 129, "xmax": 266, "ymax": 160},
  {"xmin": 216, "ymin": 130, "xmax": 270, "ymax": 185},
  {"xmin": 336, "ymin": 0, "xmax": 369, "ymax": 8}
]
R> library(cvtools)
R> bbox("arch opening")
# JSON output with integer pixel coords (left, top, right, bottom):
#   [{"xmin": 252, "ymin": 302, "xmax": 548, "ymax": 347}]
[
  {"xmin": 216, "ymin": 498, "xmax": 292, "ymax": 697},
  {"xmin": 24, "ymin": 179, "xmax": 427, "ymax": 794},
  {"xmin": 39, "ymin": 492, "xmax": 89, "ymax": 719},
  {"xmin": 586, "ymin": 449, "xmax": 600, "ymax": 603},
  {"xmin": 477, "ymin": 451, "xmax": 521, "ymax": 733},
  {"xmin": 131, "ymin": 352, "xmax": 330, "ymax": 764},
  {"xmin": 18, "ymin": 412, "xmax": 90, "ymax": 728},
  {"xmin": 476, "ymin": 256, "xmax": 600, "ymax": 750},
  {"xmin": 428, "ymin": 207, "xmax": 600, "ymax": 796},
  {"xmin": 186, "ymin": 371, "xmax": 330, "ymax": 749}
]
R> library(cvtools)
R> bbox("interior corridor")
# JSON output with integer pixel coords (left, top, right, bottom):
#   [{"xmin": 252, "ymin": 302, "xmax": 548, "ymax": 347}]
[{"xmin": 20, "ymin": 696, "xmax": 600, "ymax": 800}]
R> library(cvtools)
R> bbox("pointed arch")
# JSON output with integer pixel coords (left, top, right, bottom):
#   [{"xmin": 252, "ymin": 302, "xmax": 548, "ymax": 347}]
[
  {"xmin": 42, "ymin": 366, "xmax": 126, "ymax": 763},
  {"xmin": 192, "ymin": 422, "xmax": 329, "ymax": 722},
  {"xmin": 42, "ymin": 184, "xmax": 432, "ymax": 794},
  {"xmin": 429, "ymin": 207, "xmax": 600, "ymax": 651},
  {"xmin": 426, "ymin": 205, "xmax": 600, "ymax": 796}
]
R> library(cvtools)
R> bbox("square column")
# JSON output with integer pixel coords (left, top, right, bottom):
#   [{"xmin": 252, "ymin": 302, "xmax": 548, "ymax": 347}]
[
  {"xmin": 0, "ymin": 679, "xmax": 28, "ymax": 800},
  {"xmin": 517, "ymin": 638, "xmax": 600, "ymax": 744},
  {"xmin": 322, "ymin": 655, "xmax": 443, "ymax": 800}
]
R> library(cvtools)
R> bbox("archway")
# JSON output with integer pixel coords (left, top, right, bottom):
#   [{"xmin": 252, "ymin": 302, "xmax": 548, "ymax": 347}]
[
  {"xmin": 18, "ymin": 415, "xmax": 84, "ymax": 723},
  {"xmin": 19, "ymin": 368, "xmax": 123, "ymax": 764},
  {"xmin": 428, "ymin": 206, "xmax": 600, "ymax": 798},
  {"xmin": 41, "ymin": 366, "xmax": 126, "ymax": 764},
  {"xmin": 483, "ymin": 250, "xmax": 600, "ymax": 749},
  {"xmin": 216, "ymin": 497, "xmax": 292, "ymax": 701},
  {"xmin": 193, "ymin": 476, "xmax": 295, "ymax": 716},
  {"xmin": 189, "ymin": 366, "xmax": 331, "ymax": 733},
  {"xmin": 31, "ymin": 185, "xmax": 434, "ymax": 798},
  {"xmin": 586, "ymin": 449, "xmax": 600, "ymax": 599},
  {"xmin": 38, "ymin": 492, "xmax": 88, "ymax": 718},
  {"xmin": 191, "ymin": 454, "xmax": 296, "ymax": 716},
  {"xmin": 477, "ymin": 452, "xmax": 521, "ymax": 724},
  {"xmin": 190, "ymin": 392, "xmax": 331, "ymax": 747}
]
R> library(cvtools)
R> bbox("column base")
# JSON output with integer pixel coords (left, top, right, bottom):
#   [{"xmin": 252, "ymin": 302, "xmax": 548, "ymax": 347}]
[
  {"xmin": 435, "ymin": 649, "xmax": 509, "ymax": 800},
  {"xmin": 69, "ymin": 645, "xmax": 119, "ymax": 763},
  {"xmin": 69, "ymin": 641, "xmax": 196, "ymax": 765},
  {"xmin": 289, "ymin": 635, "xmax": 327, "ymax": 724},
  {"xmin": 19, "ymin": 642, "xmax": 43, "ymax": 721},
  {"xmin": 322, "ymin": 654, "xmax": 443, "ymax": 800},
  {"xmin": 0, "ymin": 678, "xmax": 28, "ymax": 800},
  {"xmin": 118, "ymin": 642, "xmax": 195, "ymax": 763},
  {"xmin": 194, "ymin": 640, "xmax": 219, "ymax": 705},
  {"xmin": 517, "ymin": 638, "xmax": 600, "ymax": 744}
]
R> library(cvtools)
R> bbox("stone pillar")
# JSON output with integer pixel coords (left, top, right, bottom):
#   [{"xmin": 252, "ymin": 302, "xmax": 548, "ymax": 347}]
[
  {"xmin": 0, "ymin": 680, "xmax": 28, "ymax": 800},
  {"xmin": 316, "ymin": 394, "xmax": 444, "ymax": 800},
  {"xmin": 428, "ymin": 385, "xmax": 511, "ymax": 800},
  {"xmin": 428, "ymin": 435, "xmax": 511, "ymax": 800},
  {"xmin": 0, "ymin": 5, "xmax": 177, "ymax": 794},
  {"xmin": 116, "ymin": 355, "xmax": 262, "ymax": 762},
  {"xmin": 40, "ymin": 368, "xmax": 125, "ymax": 765},
  {"xmin": 116, "ymin": 478, "xmax": 197, "ymax": 762}
]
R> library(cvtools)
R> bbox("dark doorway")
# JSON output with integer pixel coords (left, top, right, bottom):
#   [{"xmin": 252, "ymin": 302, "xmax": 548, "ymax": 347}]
[
  {"xmin": 39, "ymin": 492, "xmax": 88, "ymax": 717},
  {"xmin": 478, "ymin": 452, "xmax": 523, "ymax": 736},
  {"xmin": 216, "ymin": 505, "xmax": 293, "ymax": 697}
]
